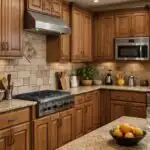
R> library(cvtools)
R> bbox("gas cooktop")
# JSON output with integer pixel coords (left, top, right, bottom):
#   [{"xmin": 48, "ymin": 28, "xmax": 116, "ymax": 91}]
[{"xmin": 14, "ymin": 90, "xmax": 74, "ymax": 117}]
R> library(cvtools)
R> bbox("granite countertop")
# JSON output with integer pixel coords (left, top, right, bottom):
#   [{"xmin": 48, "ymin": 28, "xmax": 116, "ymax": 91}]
[
  {"xmin": 0, "ymin": 99, "xmax": 37, "ymax": 113},
  {"xmin": 69, "ymin": 85, "xmax": 150, "ymax": 95},
  {"xmin": 57, "ymin": 116, "xmax": 150, "ymax": 150}
]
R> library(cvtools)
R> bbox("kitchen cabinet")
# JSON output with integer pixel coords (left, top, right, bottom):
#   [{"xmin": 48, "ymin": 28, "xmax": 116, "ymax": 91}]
[
  {"xmin": 34, "ymin": 116, "xmax": 51, "ymax": 150},
  {"xmin": 59, "ymin": 109, "xmax": 75, "ymax": 147},
  {"xmin": 0, "ymin": 0, "xmax": 23, "ymax": 57},
  {"xmin": 84, "ymin": 101, "xmax": 93, "ymax": 133},
  {"xmin": 71, "ymin": 6, "xmax": 92, "ymax": 62},
  {"xmin": 115, "ymin": 10, "xmax": 149, "ymax": 37},
  {"xmin": 94, "ymin": 13, "xmax": 114, "ymax": 61},
  {"xmin": 47, "ymin": 2, "xmax": 70, "ymax": 62},
  {"xmin": 111, "ymin": 91, "xmax": 147, "ymax": 121},
  {"xmin": 100, "ymin": 90, "xmax": 111, "ymax": 126},
  {"xmin": 74, "ymin": 104, "xmax": 85, "ymax": 138},
  {"xmin": 93, "ymin": 91, "xmax": 101, "ymax": 129},
  {"xmin": 11, "ymin": 123, "xmax": 30, "ymax": 150},
  {"xmin": 27, "ymin": 0, "xmax": 62, "ymax": 17}
]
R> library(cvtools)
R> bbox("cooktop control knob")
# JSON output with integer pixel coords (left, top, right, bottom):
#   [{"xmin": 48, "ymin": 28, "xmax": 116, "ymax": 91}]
[{"xmin": 53, "ymin": 105, "xmax": 57, "ymax": 109}]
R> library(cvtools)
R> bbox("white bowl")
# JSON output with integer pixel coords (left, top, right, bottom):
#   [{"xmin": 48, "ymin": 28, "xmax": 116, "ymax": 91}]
[{"xmin": 94, "ymin": 80, "xmax": 102, "ymax": 85}]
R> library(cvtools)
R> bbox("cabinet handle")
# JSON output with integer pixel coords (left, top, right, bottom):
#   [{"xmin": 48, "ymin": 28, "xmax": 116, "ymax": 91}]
[
  {"xmin": 11, "ymin": 135, "xmax": 15, "ymax": 145},
  {"xmin": 6, "ymin": 136, "xmax": 11, "ymax": 146}
]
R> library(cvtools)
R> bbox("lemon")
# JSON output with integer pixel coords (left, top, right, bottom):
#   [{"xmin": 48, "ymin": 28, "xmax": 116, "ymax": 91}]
[{"xmin": 113, "ymin": 129, "xmax": 123, "ymax": 137}]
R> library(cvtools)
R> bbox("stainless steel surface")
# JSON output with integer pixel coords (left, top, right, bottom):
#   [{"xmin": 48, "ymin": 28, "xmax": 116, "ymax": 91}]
[
  {"xmin": 115, "ymin": 37, "xmax": 150, "ymax": 61},
  {"xmin": 24, "ymin": 11, "xmax": 71, "ymax": 35},
  {"xmin": 128, "ymin": 75, "xmax": 136, "ymax": 87}
]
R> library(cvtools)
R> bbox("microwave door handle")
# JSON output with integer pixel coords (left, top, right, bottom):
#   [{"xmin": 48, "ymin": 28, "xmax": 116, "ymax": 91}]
[{"xmin": 140, "ymin": 45, "xmax": 142, "ymax": 57}]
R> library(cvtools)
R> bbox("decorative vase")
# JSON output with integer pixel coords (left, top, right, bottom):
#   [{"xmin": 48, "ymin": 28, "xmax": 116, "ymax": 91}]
[{"xmin": 81, "ymin": 80, "xmax": 93, "ymax": 86}]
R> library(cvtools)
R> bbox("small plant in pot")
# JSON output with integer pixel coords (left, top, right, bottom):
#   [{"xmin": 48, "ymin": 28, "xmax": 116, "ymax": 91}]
[{"xmin": 77, "ymin": 67, "xmax": 95, "ymax": 86}]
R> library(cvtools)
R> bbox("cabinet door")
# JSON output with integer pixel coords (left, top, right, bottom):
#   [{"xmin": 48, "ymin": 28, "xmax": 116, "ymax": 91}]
[
  {"xmin": 131, "ymin": 12, "xmax": 149, "ymax": 36},
  {"xmin": 71, "ymin": 7, "xmax": 82, "ymax": 61},
  {"xmin": 94, "ymin": 14, "xmax": 114, "ymax": 60},
  {"xmin": 50, "ymin": 113, "xmax": 59, "ymax": 150},
  {"xmin": 51, "ymin": 0, "xmax": 62, "ymax": 17},
  {"xmin": 34, "ymin": 116, "xmax": 51, "ymax": 150},
  {"xmin": 115, "ymin": 14, "xmax": 131, "ymax": 37},
  {"xmin": 75, "ymin": 104, "xmax": 85, "ymax": 138},
  {"xmin": 93, "ymin": 91, "xmax": 101, "ymax": 129},
  {"xmin": 0, "ymin": 128, "xmax": 10, "ymax": 150},
  {"xmin": 111, "ymin": 101, "xmax": 127, "ymax": 121},
  {"xmin": 28, "ymin": 0, "xmax": 43, "ymax": 12},
  {"xmin": 11, "ymin": 123, "xmax": 30, "ymax": 150},
  {"xmin": 100, "ymin": 90, "xmax": 111, "ymax": 126},
  {"xmin": 127, "ymin": 102, "xmax": 146, "ymax": 118},
  {"xmin": 60, "ymin": 3, "xmax": 70, "ymax": 61},
  {"xmin": 43, "ymin": 0, "xmax": 51, "ymax": 14},
  {"xmin": 84, "ymin": 101, "xmax": 93, "ymax": 133},
  {"xmin": 83, "ymin": 12, "xmax": 92, "ymax": 61},
  {"xmin": 59, "ymin": 109, "xmax": 75, "ymax": 147}
]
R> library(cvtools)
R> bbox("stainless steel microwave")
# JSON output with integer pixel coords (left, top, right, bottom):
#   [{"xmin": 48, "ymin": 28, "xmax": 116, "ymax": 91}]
[{"xmin": 115, "ymin": 37, "xmax": 150, "ymax": 61}]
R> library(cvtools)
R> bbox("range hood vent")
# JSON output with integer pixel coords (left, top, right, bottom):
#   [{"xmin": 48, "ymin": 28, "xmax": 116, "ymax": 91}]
[{"xmin": 24, "ymin": 11, "xmax": 71, "ymax": 35}]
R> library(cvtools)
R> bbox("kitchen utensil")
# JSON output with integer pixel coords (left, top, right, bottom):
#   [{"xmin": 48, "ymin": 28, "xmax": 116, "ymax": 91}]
[
  {"xmin": 128, "ymin": 75, "xmax": 136, "ymax": 87},
  {"xmin": 109, "ymin": 129, "xmax": 146, "ymax": 146},
  {"xmin": 60, "ymin": 72, "xmax": 68, "ymax": 90},
  {"xmin": 1, "ymin": 77, "xmax": 8, "ymax": 90},
  {"xmin": 0, "ymin": 90, "xmax": 5, "ymax": 102},
  {"xmin": 7, "ymin": 74, "xmax": 11, "ymax": 89},
  {"xmin": 105, "ymin": 70, "xmax": 113, "ymax": 85},
  {"xmin": 70, "ymin": 75, "xmax": 79, "ymax": 88}
]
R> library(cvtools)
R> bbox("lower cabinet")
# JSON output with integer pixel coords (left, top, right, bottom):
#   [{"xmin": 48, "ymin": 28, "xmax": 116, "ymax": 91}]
[
  {"xmin": 34, "ymin": 108, "xmax": 75, "ymax": 150},
  {"xmin": 0, "ymin": 123, "xmax": 30, "ymax": 150},
  {"xmin": 111, "ymin": 101, "xmax": 146, "ymax": 121}
]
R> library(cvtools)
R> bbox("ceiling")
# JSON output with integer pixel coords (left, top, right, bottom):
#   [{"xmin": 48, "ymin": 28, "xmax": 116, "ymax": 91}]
[{"xmin": 67, "ymin": 0, "xmax": 150, "ymax": 11}]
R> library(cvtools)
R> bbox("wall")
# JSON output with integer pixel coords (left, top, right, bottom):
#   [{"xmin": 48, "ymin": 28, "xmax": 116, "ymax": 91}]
[
  {"xmin": 92, "ymin": 62, "xmax": 150, "ymax": 85},
  {"xmin": 0, "ymin": 32, "xmax": 84, "ymax": 94}
]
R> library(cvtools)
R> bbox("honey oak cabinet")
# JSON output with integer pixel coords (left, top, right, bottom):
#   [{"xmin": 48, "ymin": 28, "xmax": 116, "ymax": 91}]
[
  {"xmin": 115, "ymin": 10, "xmax": 149, "ymax": 37},
  {"xmin": 27, "ymin": 0, "xmax": 62, "ymax": 17},
  {"xmin": 47, "ymin": 2, "xmax": 70, "ymax": 62},
  {"xmin": 0, "ymin": 0, "xmax": 23, "ymax": 57},
  {"xmin": 71, "ymin": 6, "xmax": 92, "ymax": 62},
  {"xmin": 93, "ymin": 91, "xmax": 101, "ymax": 129},
  {"xmin": 94, "ymin": 13, "xmax": 114, "ymax": 61}
]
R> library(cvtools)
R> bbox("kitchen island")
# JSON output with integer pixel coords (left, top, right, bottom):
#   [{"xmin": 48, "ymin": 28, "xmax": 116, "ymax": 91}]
[{"xmin": 57, "ymin": 116, "xmax": 149, "ymax": 150}]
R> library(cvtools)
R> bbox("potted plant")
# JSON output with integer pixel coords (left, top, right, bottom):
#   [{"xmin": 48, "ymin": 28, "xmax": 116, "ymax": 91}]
[{"xmin": 77, "ymin": 67, "xmax": 95, "ymax": 86}]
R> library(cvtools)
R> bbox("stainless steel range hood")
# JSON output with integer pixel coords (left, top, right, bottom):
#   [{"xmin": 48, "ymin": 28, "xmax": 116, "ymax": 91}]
[{"xmin": 24, "ymin": 11, "xmax": 71, "ymax": 35}]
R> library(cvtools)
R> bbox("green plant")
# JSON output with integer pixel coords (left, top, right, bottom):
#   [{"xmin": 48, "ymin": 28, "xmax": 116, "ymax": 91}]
[{"xmin": 77, "ymin": 67, "xmax": 95, "ymax": 80}]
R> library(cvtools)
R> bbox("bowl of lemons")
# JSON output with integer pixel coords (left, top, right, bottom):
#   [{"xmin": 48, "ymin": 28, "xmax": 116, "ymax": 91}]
[{"xmin": 110, "ymin": 123, "xmax": 146, "ymax": 146}]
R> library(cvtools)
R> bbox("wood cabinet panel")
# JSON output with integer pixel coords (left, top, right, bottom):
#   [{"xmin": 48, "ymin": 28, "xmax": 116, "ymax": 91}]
[
  {"xmin": 75, "ymin": 104, "xmax": 85, "ymax": 138},
  {"xmin": 111, "ymin": 101, "xmax": 126, "ymax": 121},
  {"xmin": 74, "ymin": 95, "xmax": 84, "ymax": 105},
  {"xmin": 115, "ymin": 14, "xmax": 131, "ymax": 37},
  {"xmin": 94, "ymin": 13, "xmax": 114, "ymax": 61},
  {"xmin": 34, "ymin": 116, "xmax": 51, "ymax": 150},
  {"xmin": 93, "ymin": 91, "xmax": 100, "ymax": 129},
  {"xmin": 127, "ymin": 102, "xmax": 146, "ymax": 118},
  {"xmin": 51, "ymin": 0, "xmax": 62, "ymax": 17},
  {"xmin": 59, "ymin": 109, "xmax": 75, "ymax": 147},
  {"xmin": 28, "ymin": 0, "xmax": 43, "ymax": 12},
  {"xmin": 43, "ymin": 0, "xmax": 51, "ymax": 14},
  {"xmin": 11, "ymin": 123, "xmax": 30, "ymax": 150},
  {"xmin": 60, "ymin": 3, "xmax": 70, "ymax": 61},
  {"xmin": 100, "ymin": 90, "xmax": 111, "ymax": 126},
  {"xmin": 0, "ymin": 128, "xmax": 10, "ymax": 150},
  {"xmin": 84, "ymin": 101, "xmax": 93, "ymax": 133},
  {"xmin": 132, "ymin": 12, "xmax": 149, "ymax": 36},
  {"xmin": 50, "ymin": 113, "xmax": 59, "ymax": 150}
]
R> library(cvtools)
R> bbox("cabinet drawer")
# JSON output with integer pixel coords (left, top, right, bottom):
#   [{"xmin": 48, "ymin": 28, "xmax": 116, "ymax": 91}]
[
  {"xmin": 111, "ymin": 91, "xmax": 146, "ymax": 103},
  {"xmin": 85, "ymin": 92, "xmax": 93, "ymax": 102},
  {"xmin": 75, "ymin": 95, "xmax": 84, "ymax": 105},
  {"xmin": 0, "ymin": 108, "xmax": 30, "ymax": 130}
]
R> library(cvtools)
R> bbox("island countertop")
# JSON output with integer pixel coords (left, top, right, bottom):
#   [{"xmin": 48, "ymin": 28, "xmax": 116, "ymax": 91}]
[{"xmin": 57, "ymin": 116, "xmax": 150, "ymax": 150}]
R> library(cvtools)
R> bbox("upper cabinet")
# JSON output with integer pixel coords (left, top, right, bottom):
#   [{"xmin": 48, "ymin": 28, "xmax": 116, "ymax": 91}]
[
  {"xmin": 47, "ymin": 2, "xmax": 70, "ymax": 62},
  {"xmin": 27, "ymin": 0, "xmax": 62, "ymax": 17},
  {"xmin": 94, "ymin": 13, "xmax": 114, "ymax": 61},
  {"xmin": 71, "ymin": 6, "xmax": 92, "ymax": 62},
  {"xmin": 115, "ymin": 9, "xmax": 149, "ymax": 37},
  {"xmin": 0, "ymin": 0, "xmax": 23, "ymax": 57}
]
